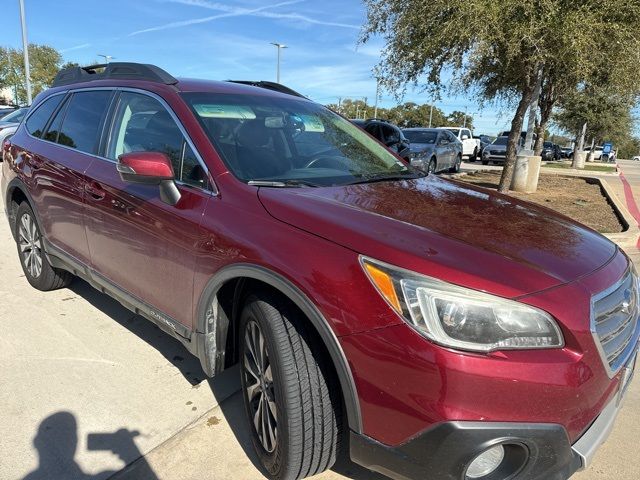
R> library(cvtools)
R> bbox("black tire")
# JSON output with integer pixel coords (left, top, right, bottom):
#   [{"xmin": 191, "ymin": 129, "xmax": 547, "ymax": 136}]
[
  {"xmin": 449, "ymin": 154, "xmax": 462, "ymax": 173},
  {"xmin": 15, "ymin": 202, "xmax": 73, "ymax": 291},
  {"xmin": 427, "ymin": 157, "xmax": 437, "ymax": 175},
  {"xmin": 482, "ymin": 160, "xmax": 489, "ymax": 165},
  {"xmin": 239, "ymin": 291, "xmax": 341, "ymax": 480}
]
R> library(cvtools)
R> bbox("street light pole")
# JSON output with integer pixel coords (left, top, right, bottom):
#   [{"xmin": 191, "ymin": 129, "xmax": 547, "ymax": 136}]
[
  {"xmin": 18, "ymin": 0, "xmax": 32, "ymax": 105},
  {"xmin": 270, "ymin": 43, "xmax": 287, "ymax": 83},
  {"xmin": 428, "ymin": 104, "xmax": 434, "ymax": 128},
  {"xmin": 374, "ymin": 78, "xmax": 380, "ymax": 119},
  {"xmin": 98, "ymin": 54, "xmax": 115, "ymax": 64}
]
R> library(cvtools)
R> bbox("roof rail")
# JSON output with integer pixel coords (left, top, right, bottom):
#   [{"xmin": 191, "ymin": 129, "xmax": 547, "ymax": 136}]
[
  {"xmin": 226, "ymin": 80, "xmax": 306, "ymax": 98},
  {"xmin": 52, "ymin": 62, "xmax": 178, "ymax": 87}
]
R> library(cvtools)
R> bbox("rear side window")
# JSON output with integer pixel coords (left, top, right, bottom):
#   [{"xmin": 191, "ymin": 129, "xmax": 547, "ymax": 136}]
[
  {"xmin": 57, "ymin": 91, "xmax": 112, "ymax": 153},
  {"xmin": 25, "ymin": 95, "xmax": 64, "ymax": 138}
]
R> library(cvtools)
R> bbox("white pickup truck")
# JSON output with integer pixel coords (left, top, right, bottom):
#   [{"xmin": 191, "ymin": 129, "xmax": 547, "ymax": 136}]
[{"xmin": 438, "ymin": 127, "xmax": 481, "ymax": 160}]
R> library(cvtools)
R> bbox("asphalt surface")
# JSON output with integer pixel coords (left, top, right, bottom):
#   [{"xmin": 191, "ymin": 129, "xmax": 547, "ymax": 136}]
[{"xmin": 1, "ymin": 163, "xmax": 639, "ymax": 480}]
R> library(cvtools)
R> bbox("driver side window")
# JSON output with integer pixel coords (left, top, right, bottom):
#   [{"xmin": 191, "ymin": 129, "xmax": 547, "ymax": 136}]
[{"xmin": 107, "ymin": 92, "xmax": 208, "ymax": 189}]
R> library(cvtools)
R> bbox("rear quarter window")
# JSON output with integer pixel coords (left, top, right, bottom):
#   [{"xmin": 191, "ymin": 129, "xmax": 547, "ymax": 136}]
[
  {"xmin": 56, "ymin": 91, "xmax": 112, "ymax": 153},
  {"xmin": 25, "ymin": 95, "xmax": 64, "ymax": 138}
]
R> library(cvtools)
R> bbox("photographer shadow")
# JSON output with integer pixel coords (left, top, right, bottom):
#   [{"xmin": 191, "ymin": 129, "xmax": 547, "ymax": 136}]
[{"xmin": 23, "ymin": 411, "xmax": 158, "ymax": 480}]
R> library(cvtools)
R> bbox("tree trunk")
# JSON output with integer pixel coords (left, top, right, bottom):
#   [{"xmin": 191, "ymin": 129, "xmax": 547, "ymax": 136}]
[
  {"xmin": 572, "ymin": 122, "xmax": 587, "ymax": 168},
  {"xmin": 498, "ymin": 86, "xmax": 535, "ymax": 193},
  {"xmin": 586, "ymin": 137, "xmax": 595, "ymax": 162},
  {"xmin": 533, "ymin": 123, "xmax": 545, "ymax": 156}
]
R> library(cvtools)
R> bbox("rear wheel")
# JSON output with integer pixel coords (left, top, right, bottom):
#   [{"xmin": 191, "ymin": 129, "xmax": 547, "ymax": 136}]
[
  {"xmin": 482, "ymin": 160, "xmax": 489, "ymax": 165},
  {"xmin": 15, "ymin": 202, "xmax": 73, "ymax": 291},
  {"xmin": 240, "ymin": 291, "xmax": 341, "ymax": 480}
]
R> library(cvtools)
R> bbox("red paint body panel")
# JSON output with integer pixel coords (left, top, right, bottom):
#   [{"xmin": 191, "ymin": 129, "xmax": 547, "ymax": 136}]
[
  {"xmin": 1, "ymin": 76, "xmax": 634, "ymax": 462},
  {"xmin": 341, "ymin": 251, "xmax": 628, "ymax": 445}
]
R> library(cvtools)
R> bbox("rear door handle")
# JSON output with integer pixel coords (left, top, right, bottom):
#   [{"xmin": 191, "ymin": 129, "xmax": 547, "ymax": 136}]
[{"xmin": 85, "ymin": 181, "xmax": 106, "ymax": 200}]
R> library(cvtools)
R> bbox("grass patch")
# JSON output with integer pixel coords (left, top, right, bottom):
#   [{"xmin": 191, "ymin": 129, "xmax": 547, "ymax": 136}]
[{"xmin": 543, "ymin": 162, "xmax": 616, "ymax": 173}]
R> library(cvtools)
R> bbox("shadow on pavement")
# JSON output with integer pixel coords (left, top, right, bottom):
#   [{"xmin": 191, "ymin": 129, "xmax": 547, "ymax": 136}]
[
  {"xmin": 68, "ymin": 279, "xmax": 206, "ymax": 386},
  {"xmin": 213, "ymin": 385, "xmax": 388, "ymax": 480},
  {"xmin": 22, "ymin": 411, "xmax": 157, "ymax": 480},
  {"xmin": 66, "ymin": 279, "xmax": 385, "ymax": 480}
]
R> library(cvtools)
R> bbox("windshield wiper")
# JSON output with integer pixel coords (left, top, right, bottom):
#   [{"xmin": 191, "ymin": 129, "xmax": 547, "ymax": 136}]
[
  {"xmin": 346, "ymin": 171, "xmax": 425, "ymax": 185},
  {"xmin": 248, "ymin": 179, "xmax": 321, "ymax": 188}
]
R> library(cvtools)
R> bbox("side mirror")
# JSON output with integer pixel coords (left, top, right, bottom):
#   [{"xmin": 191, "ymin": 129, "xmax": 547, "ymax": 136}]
[
  {"xmin": 117, "ymin": 152, "xmax": 181, "ymax": 205},
  {"xmin": 461, "ymin": 134, "xmax": 469, "ymax": 140}
]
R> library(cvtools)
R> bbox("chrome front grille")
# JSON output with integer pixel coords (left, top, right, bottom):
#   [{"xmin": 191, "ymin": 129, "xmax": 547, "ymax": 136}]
[{"xmin": 592, "ymin": 270, "xmax": 640, "ymax": 376}]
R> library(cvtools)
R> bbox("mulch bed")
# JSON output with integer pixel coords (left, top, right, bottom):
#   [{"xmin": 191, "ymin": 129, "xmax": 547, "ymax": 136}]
[{"xmin": 458, "ymin": 171, "xmax": 624, "ymax": 233}]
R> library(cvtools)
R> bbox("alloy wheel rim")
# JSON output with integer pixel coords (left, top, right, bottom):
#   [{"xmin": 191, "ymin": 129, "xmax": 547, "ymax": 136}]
[
  {"xmin": 18, "ymin": 213, "xmax": 43, "ymax": 278},
  {"xmin": 243, "ymin": 320, "xmax": 278, "ymax": 453}
]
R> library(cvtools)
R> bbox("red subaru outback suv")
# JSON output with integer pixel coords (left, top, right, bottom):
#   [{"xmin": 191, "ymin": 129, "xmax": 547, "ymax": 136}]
[{"xmin": 2, "ymin": 63, "xmax": 638, "ymax": 480}]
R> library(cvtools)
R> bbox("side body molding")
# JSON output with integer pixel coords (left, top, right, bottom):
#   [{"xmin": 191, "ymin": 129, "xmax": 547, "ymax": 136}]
[{"xmin": 194, "ymin": 263, "xmax": 363, "ymax": 434}]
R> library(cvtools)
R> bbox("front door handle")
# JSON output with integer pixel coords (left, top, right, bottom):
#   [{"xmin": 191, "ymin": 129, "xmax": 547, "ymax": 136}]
[{"xmin": 85, "ymin": 181, "xmax": 106, "ymax": 200}]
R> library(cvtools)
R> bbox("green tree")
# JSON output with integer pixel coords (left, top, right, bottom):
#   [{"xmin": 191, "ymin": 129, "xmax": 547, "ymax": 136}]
[
  {"xmin": 554, "ymin": 87, "xmax": 637, "ymax": 160},
  {"xmin": 0, "ymin": 44, "xmax": 63, "ymax": 104},
  {"xmin": 361, "ymin": 0, "xmax": 640, "ymax": 192},
  {"xmin": 446, "ymin": 111, "xmax": 473, "ymax": 130}
]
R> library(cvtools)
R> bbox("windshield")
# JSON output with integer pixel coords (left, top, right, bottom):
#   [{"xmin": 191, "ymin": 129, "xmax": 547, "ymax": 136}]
[
  {"xmin": 1, "ymin": 108, "xmax": 27, "ymax": 123},
  {"xmin": 403, "ymin": 130, "xmax": 437, "ymax": 144},
  {"xmin": 182, "ymin": 92, "xmax": 418, "ymax": 186},
  {"xmin": 544, "ymin": 142, "xmax": 553, "ymax": 148},
  {"xmin": 493, "ymin": 137, "xmax": 509, "ymax": 146}
]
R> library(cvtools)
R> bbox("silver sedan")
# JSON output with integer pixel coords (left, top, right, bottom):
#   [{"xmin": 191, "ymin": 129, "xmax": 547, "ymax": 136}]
[{"xmin": 403, "ymin": 128, "xmax": 463, "ymax": 174}]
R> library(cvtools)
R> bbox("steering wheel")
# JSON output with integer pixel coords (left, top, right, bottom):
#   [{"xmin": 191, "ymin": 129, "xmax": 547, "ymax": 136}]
[{"xmin": 304, "ymin": 155, "xmax": 347, "ymax": 170}]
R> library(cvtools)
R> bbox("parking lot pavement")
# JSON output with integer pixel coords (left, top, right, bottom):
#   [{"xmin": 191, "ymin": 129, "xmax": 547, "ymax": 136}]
[
  {"xmin": 1, "ymin": 188, "xmax": 639, "ymax": 480},
  {"xmin": 0, "ymin": 193, "xmax": 237, "ymax": 480}
]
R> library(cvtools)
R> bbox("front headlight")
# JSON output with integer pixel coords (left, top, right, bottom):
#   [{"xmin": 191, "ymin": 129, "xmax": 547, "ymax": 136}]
[{"xmin": 361, "ymin": 257, "xmax": 564, "ymax": 352}]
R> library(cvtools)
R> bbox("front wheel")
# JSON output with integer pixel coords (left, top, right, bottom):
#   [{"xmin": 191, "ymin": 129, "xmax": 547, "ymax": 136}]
[
  {"xmin": 427, "ymin": 158, "xmax": 437, "ymax": 175},
  {"xmin": 449, "ymin": 155, "xmax": 462, "ymax": 173},
  {"xmin": 240, "ymin": 291, "xmax": 341, "ymax": 480},
  {"xmin": 15, "ymin": 202, "xmax": 73, "ymax": 291}
]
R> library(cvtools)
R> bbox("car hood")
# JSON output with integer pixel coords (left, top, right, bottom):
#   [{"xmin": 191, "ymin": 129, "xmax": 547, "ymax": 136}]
[
  {"xmin": 258, "ymin": 176, "xmax": 617, "ymax": 298},
  {"xmin": 488, "ymin": 144, "xmax": 507, "ymax": 151}
]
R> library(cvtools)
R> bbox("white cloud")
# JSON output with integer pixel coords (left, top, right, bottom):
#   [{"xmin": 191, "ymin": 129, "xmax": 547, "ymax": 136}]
[
  {"xmin": 60, "ymin": 43, "xmax": 92, "ymax": 53},
  {"xmin": 162, "ymin": 0, "xmax": 360, "ymax": 30}
]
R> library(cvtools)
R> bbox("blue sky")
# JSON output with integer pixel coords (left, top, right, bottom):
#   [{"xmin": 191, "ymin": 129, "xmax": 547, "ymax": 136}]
[{"xmin": 0, "ymin": 0, "xmax": 522, "ymax": 135}]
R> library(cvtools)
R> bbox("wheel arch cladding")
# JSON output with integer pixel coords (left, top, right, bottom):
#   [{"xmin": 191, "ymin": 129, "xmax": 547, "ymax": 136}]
[
  {"xmin": 194, "ymin": 263, "xmax": 363, "ymax": 433},
  {"xmin": 6, "ymin": 178, "xmax": 38, "ymax": 241}
]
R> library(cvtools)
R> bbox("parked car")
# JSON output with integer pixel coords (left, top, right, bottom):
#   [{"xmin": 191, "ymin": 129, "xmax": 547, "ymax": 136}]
[
  {"xmin": 472, "ymin": 134, "xmax": 495, "ymax": 161},
  {"xmin": 585, "ymin": 146, "xmax": 604, "ymax": 161},
  {"xmin": 403, "ymin": 128, "xmax": 463, "ymax": 174},
  {"xmin": 438, "ymin": 126, "xmax": 479, "ymax": 160},
  {"xmin": 541, "ymin": 141, "xmax": 561, "ymax": 161},
  {"xmin": 561, "ymin": 147, "xmax": 573, "ymax": 158},
  {"xmin": 0, "ymin": 107, "xmax": 17, "ymax": 119},
  {"xmin": 0, "ymin": 107, "xmax": 29, "ymax": 160},
  {"xmin": 632, "ymin": 155, "xmax": 640, "ymax": 161},
  {"xmin": 351, "ymin": 118, "xmax": 411, "ymax": 161},
  {"xmin": 481, "ymin": 135, "xmax": 524, "ymax": 164},
  {"xmin": 3, "ymin": 62, "xmax": 638, "ymax": 480}
]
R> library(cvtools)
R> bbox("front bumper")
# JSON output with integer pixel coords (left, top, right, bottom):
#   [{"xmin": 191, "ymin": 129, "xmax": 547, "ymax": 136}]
[{"xmin": 349, "ymin": 344, "xmax": 638, "ymax": 480}]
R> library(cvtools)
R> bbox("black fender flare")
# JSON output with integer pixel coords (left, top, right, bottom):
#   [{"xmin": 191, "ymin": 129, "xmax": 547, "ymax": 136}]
[
  {"xmin": 194, "ymin": 263, "xmax": 363, "ymax": 434},
  {"xmin": 5, "ymin": 177, "xmax": 40, "ymax": 240}
]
